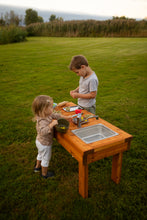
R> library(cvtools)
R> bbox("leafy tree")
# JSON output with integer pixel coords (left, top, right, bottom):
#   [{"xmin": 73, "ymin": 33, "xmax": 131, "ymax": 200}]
[
  {"xmin": 56, "ymin": 17, "xmax": 63, "ymax": 21},
  {"xmin": 25, "ymin": 9, "xmax": 44, "ymax": 25},
  {"xmin": 0, "ymin": 15, "xmax": 5, "ymax": 26},
  {"xmin": 25, "ymin": 9, "xmax": 37, "ymax": 25},
  {"xmin": 0, "ymin": 10, "xmax": 21, "ymax": 26},
  {"xmin": 9, "ymin": 10, "xmax": 20, "ymax": 26},
  {"xmin": 25, "ymin": 9, "xmax": 38, "ymax": 25},
  {"xmin": 49, "ymin": 14, "xmax": 56, "ymax": 22},
  {"xmin": 38, "ymin": 16, "xmax": 44, "ymax": 23},
  {"xmin": 113, "ymin": 16, "xmax": 128, "ymax": 20},
  {"xmin": 49, "ymin": 14, "xmax": 63, "ymax": 22}
]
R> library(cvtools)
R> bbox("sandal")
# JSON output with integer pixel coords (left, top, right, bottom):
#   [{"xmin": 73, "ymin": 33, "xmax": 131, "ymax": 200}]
[
  {"xmin": 41, "ymin": 171, "xmax": 55, "ymax": 179},
  {"xmin": 34, "ymin": 166, "xmax": 41, "ymax": 173}
]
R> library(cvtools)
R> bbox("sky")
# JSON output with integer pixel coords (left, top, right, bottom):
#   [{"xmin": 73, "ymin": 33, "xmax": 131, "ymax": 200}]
[{"xmin": 0, "ymin": 0, "xmax": 146, "ymax": 19}]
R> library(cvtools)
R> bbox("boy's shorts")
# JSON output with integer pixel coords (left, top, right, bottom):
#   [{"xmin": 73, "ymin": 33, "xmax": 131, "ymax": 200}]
[
  {"xmin": 81, "ymin": 104, "xmax": 96, "ymax": 114},
  {"xmin": 36, "ymin": 140, "xmax": 52, "ymax": 167}
]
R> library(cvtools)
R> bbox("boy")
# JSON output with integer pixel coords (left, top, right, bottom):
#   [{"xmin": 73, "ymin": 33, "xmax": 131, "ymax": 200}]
[{"xmin": 69, "ymin": 55, "xmax": 98, "ymax": 114}]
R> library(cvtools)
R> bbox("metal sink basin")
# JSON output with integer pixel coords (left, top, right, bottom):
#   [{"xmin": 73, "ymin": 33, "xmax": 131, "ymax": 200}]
[{"xmin": 72, "ymin": 123, "xmax": 118, "ymax": 144}]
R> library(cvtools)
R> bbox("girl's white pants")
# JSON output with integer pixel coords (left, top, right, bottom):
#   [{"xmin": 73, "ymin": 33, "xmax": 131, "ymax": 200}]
[{"xmin": 36, "ymin": 140, "xmax": 52, "ymax": 167}]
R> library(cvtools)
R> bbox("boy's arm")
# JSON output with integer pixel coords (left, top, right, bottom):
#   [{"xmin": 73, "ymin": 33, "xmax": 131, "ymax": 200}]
[
  {"xmin": 70, "ymin": 87, "xmax": 79, "ymax": 93},
  {"xmin": 74, "ymin": 87, "xmax": 79, "ymax": 92},
  {"xmin": 71, "ymin": 91, "xmax": 97, "ymax": 99},
  {"xmin": 70, "ymin": 87, "xmax": 79, "ymax": 98}
]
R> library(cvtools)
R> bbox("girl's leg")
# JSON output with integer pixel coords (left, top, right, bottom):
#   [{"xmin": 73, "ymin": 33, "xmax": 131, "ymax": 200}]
[
  {"xmin": 41, "ymin": 145, "xmax": 52, "ymax": 176},
  {"xmin": 34, "ymin": 140, "xmax": 42, "ymax": 172},
  {"xmin": 36, "ymin": 140, "xmax": 53, "ymax": 178},
  {"xmin": 42, "ymin": 166, "xmax": 48, "ymax": 176},
  {"xmin": 35, "ymin": 160, "xmax": 41, "ymax": 168},
  {"xmin": 41, "ymin": 166, "xmax": 54, "ymax": 178}
]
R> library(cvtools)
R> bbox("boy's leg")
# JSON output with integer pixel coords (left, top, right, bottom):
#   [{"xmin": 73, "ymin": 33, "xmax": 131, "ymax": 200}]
[{"xmin": 83, "ymin": 104, "xmax": 96, "ymax": 114}]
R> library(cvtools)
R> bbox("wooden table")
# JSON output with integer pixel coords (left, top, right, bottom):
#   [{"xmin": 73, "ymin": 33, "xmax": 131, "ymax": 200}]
[{"xmin": 55, "ymin": 102, "xmax": 133, "ymax": 198}]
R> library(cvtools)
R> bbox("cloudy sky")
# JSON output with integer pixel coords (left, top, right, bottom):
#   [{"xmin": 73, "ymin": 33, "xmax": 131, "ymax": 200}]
[{"xmin": 0, "ymin": 0, "xmax": 146, "ymax": 19}]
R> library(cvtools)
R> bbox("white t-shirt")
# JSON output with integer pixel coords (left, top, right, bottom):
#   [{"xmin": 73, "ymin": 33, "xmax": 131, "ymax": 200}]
[{"xmin": 78, "ymin": 72, "xmax": 98, "ymax": 108}]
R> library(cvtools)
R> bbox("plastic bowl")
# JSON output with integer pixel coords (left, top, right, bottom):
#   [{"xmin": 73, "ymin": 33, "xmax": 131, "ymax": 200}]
[{"xmin": 55, "ymin": 118, "xmax": 69, "ymax": 133}]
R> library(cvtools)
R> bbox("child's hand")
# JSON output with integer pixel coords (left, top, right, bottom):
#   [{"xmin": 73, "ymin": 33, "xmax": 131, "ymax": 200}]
[
  {"xmin": 70, "ymin": 91, "xmax": 74, "ymax": 96},
  {"xmin": 52, "ymin": 120, "xmax": 58, "ymax": 126},
  {"xmin": 64, "ymin": 115, "xmax": 72, "ymax": 122},
  {"xmin": 50, "ymin": 120, "xmax": 58, "ymax": 128},
  {"xmin": 70, "ymin": 92, "xmax": 79, "ymax": 99}
]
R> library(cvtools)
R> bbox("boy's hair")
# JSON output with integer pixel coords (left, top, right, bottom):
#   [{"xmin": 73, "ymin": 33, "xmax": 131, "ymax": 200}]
[
  {"xmin": 32, "ymin": 95, "xmax": 53, "ymax": 118},
  {"xmin": 69, "ymin": 55, "xmax": 88, "ymax": 70}
]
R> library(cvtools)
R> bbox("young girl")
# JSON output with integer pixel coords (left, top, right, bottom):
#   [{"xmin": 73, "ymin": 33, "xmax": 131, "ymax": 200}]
[{"xmin": 32, "ymin": 95, "xmax": 71, "ymax": 179}]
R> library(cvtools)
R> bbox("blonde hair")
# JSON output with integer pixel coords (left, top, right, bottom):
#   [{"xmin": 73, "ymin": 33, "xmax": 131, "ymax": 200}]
[
  {"xmin": 32, "ymin": 95, "xmax": 53, "ymax": 119},
  {"xmin": 69, "ymin": 55, "xmax": 88, "ymax": 70}
]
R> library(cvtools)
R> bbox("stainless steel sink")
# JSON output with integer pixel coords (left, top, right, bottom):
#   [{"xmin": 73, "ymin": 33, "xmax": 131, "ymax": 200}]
[{"xmin": 72, "ymin": 123, "xmax": 118, "ymax": 144}]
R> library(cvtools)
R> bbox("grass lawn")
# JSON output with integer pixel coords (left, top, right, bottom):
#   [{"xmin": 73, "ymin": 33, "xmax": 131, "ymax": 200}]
[{"xmin": 0, "ymin": 37, "xmax": 147, "ymax": 220}]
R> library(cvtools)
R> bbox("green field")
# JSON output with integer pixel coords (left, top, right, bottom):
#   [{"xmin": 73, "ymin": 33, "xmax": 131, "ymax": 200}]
[{"xmin": 0, "ymin": 37, "xmax": 147, "ymax": 219}]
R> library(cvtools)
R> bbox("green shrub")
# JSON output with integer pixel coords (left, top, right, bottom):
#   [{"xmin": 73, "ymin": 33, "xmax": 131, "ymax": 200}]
[
  {"xmin": 25, "ymin": 19, "xmax": 147, "ymax": 37},
  {"xmin": 0, "ymin": 26, "xmax": 27, "ymax": 44},
  {"xmin": 26, "ymin": 22, "xmax": 45, "ymax": 36}
]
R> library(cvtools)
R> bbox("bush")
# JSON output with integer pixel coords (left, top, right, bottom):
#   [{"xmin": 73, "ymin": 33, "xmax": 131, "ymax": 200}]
[
  {"xmin": 0, "ymin": 26, "xmax": 27, "ymax": 44},
  {"xmin": 25, "ymin": 19, "xmax": 147, "ymax": 37}
]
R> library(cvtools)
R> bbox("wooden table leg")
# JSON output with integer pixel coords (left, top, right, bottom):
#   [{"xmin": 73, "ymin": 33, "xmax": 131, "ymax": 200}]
[
  {"xmin": 111, "ymin": 152, "xmax": 123, "ymax": 184},
  {"xmin": 79, "ymin": 161, "xmax": 88, "ymax": 198}
]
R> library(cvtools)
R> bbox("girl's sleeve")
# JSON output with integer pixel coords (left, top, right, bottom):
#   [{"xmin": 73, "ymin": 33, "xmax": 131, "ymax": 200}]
[
  {"xmin": 52, "ymin": 113, "xmax": 61, "ymax": 120},
  {"xmin": 37, "ymin": 119, "xmax": 51, "ymax": 135}
]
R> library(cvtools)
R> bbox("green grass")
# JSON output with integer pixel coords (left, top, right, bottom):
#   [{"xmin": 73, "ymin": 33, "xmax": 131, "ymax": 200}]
[{"xmin": 0, "ymin": 37, "xmax": 147, "ymax": 220}]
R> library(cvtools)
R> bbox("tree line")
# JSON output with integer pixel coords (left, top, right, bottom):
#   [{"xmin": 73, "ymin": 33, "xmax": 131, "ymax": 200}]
[
  {"xmin": 0, "ymin": 8, "xmax": 147, "ymax": 44},
  {"xmin": 0, "ymin": 9, "xmax": 63, "ymax": 26},
  {"xmin": 26, "ymin": 19, "xmax": 147, "ymax": 37}
]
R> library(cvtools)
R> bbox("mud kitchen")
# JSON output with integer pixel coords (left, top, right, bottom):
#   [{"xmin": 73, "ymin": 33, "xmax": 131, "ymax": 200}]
[{"xmin": 55, "ymin": 102, "xmax": 133, "ymax": 198}]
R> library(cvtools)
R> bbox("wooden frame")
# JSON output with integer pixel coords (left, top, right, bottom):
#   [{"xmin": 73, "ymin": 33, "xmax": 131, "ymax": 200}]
[{"xmin": 55, "ymin": 102, "xmax": 132, "ymax": 198}]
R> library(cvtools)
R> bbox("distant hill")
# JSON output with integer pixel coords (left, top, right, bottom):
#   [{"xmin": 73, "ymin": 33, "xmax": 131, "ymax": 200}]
[{"xmin": 0, "ymin": 4, "xmax": 112, "ymax": 24}]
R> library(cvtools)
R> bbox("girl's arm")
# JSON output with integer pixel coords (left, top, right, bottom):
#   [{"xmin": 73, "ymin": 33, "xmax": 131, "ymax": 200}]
[
  {"xmin": 49, "ymin": 120, "xmax": 58, "ymax": 129},
  {"xmin": 52, "ymin": 113, "xmax": 72, "ymax": 122},
  {"xmin": 61, "ymin": 115, "xmax": 72, "ymax": 121},
  {"xmin": 38, "ymin": 119, "xmax": 57, "ymax": 134}
]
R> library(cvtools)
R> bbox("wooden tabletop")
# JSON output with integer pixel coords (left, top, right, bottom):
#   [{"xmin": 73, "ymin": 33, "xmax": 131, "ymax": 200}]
[{"xmin": 55, "ymin": 102, "xmax": 133, "ymax": 162}]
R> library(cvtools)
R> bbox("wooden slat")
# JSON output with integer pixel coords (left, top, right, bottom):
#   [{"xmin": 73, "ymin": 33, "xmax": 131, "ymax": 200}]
[
  {"xmin": 87, "ymin": 142, "xmax": 128, "ymax": 164},
  {"xmin": 56, "ymin": 133, "xmax": 83, "ymax": 162}
]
